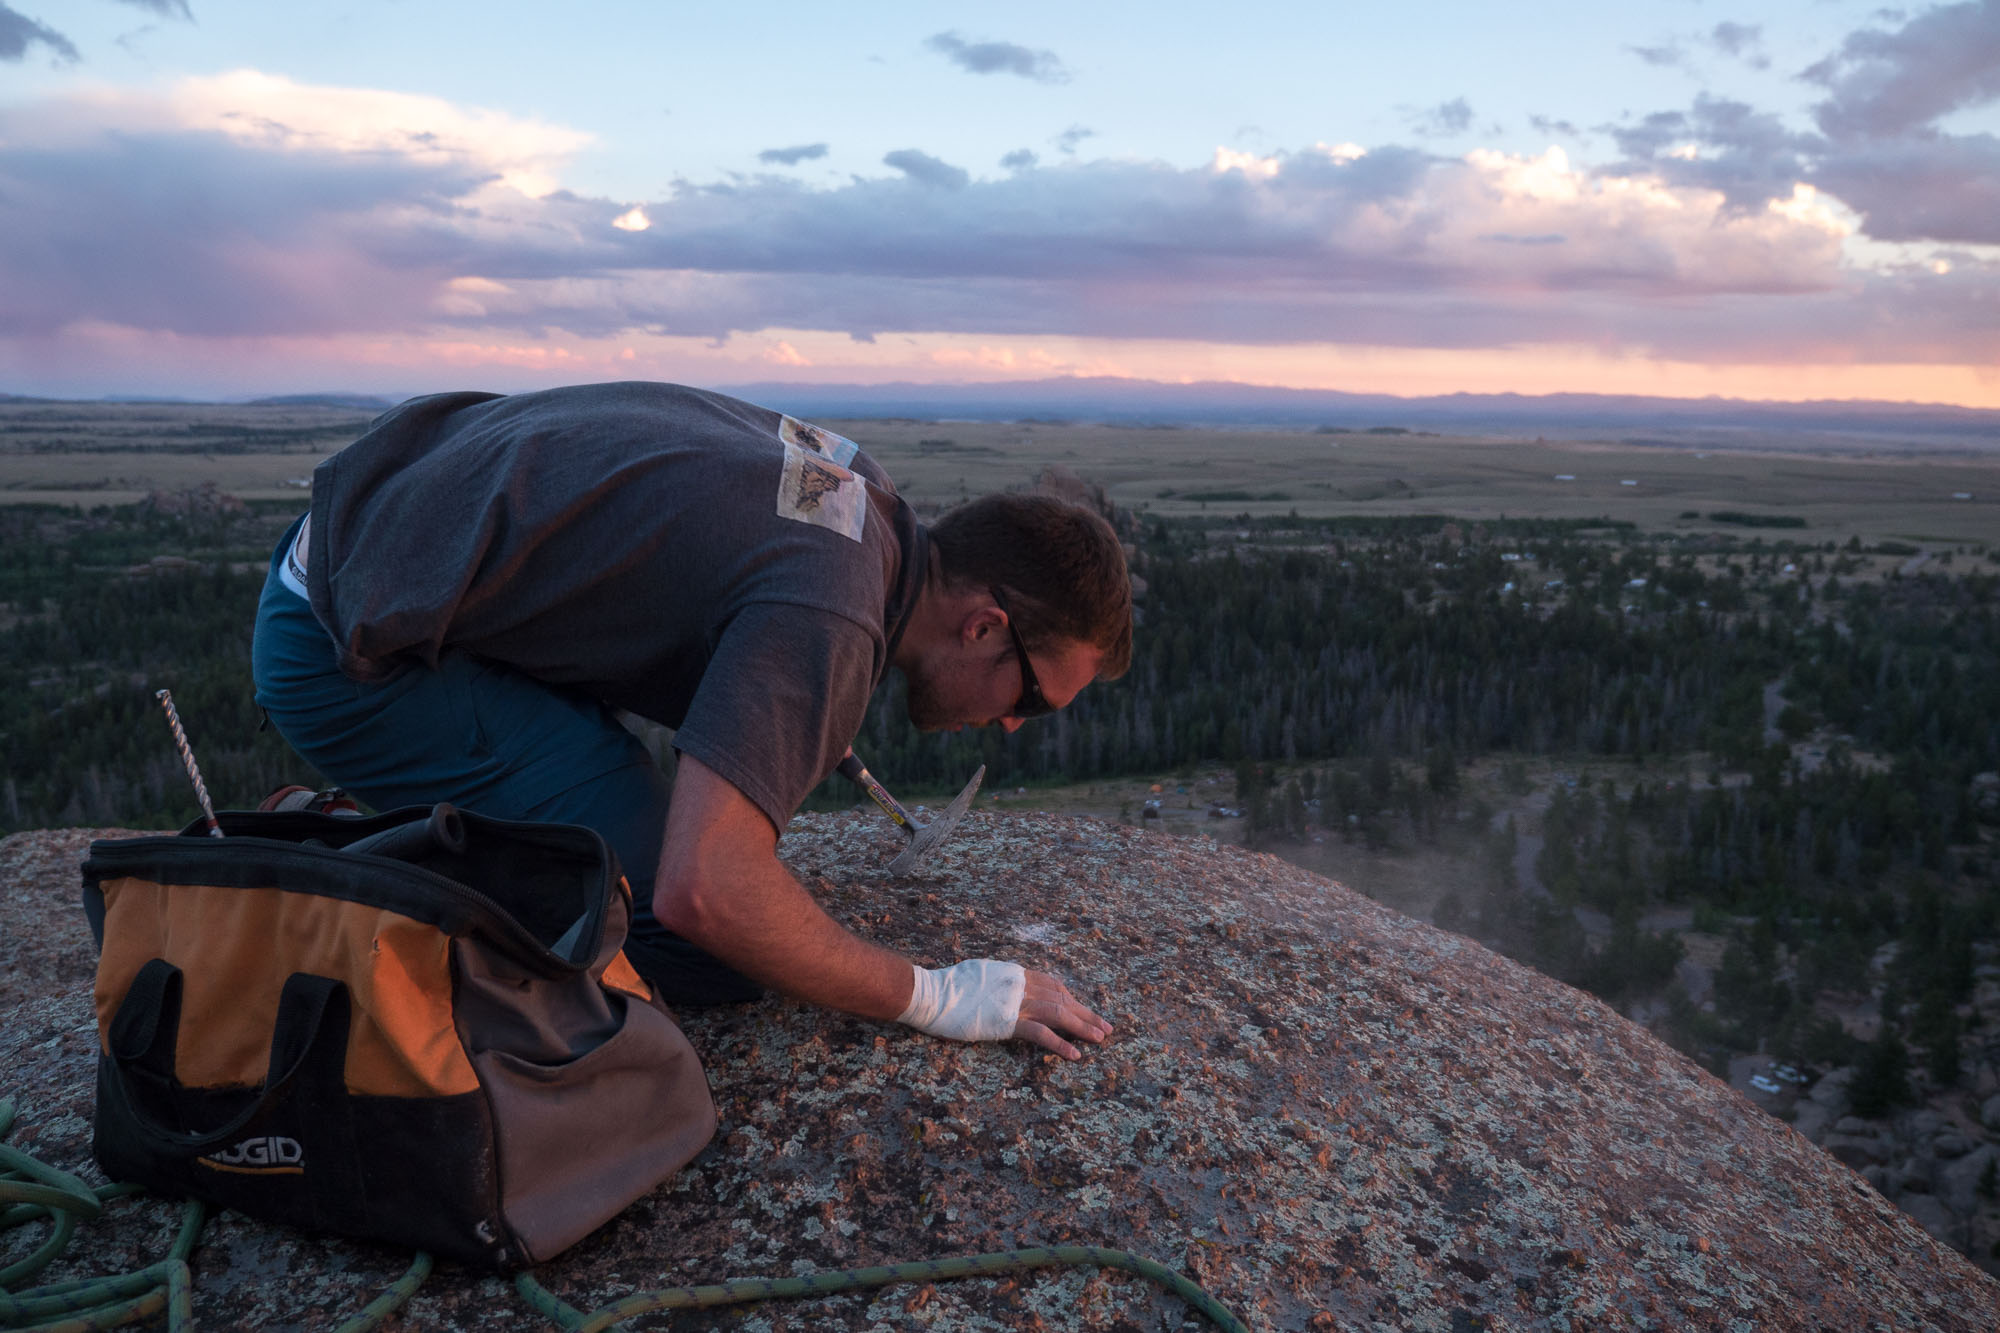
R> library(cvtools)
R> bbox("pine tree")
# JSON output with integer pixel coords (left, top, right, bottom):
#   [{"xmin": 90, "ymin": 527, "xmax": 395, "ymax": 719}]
[
  {"xmin": 1910, "ymin": 989, "xmax": 1962, "ymax": 1087},
  {"xmin": 1847, "ymin": 1030, "xmax": 1913, "ymax": 1118}
]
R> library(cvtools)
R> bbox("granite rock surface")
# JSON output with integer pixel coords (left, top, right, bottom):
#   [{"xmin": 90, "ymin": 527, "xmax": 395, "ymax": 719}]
[{"xmin": 4, "ymin": 815, "xmax": 1997, "ymax": 1331}]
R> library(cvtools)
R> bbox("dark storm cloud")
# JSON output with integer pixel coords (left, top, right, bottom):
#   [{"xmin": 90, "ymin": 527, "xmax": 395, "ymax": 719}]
[
  {"xmin": 758, "ymin": 143, "xmax": 829, "ymax": 166},
  {"xmin": 882, "ymin": 148, "xmax": 969, "ymax": 189},
  {"xmin": 925, "ymin": 31, "xmax": 1068, "ymax": 83},
  {"xmin": 1806, "ymin": 0, "xmax": 2000, "ymax": 139},
  {"xmin": 0, "ymin": 4, "xmax": 78, "ymax": 62}
]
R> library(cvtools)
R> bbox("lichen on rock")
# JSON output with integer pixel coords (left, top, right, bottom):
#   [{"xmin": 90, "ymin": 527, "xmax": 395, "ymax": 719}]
[{"xmin": 4, "ymin": 815, "xmax": 1996, "ymax": 1330}]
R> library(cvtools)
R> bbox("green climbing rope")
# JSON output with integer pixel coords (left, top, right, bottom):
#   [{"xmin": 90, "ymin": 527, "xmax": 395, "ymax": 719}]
[
  {"xmin": 6, "ymin": 1098, "xmax": 1250, "ymax": 1332},
  {"xmin": 0, "ymin": 1100, "xmax": 423, "ymax": 1333},
  {"xmin": 331, "ymin": 1254, "xmax": 432, "ymax": 1333},
  {"xmin": 0, "ymin": 1095, "xmax": 198, "ymax": 1333},
  {"xmin": 514, "ymin": 1245, "xmax": 1250, "ymax": 1333}
]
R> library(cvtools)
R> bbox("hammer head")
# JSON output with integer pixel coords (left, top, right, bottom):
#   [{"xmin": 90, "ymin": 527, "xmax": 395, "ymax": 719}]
[{"xmin": 887, "ymin": 765, "xmax": 985, "ymax": 876}]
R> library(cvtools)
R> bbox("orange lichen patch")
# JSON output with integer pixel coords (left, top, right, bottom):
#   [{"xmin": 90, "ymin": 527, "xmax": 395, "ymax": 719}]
[{"xmin": 4, "ymin": 817, "xmax": 1997, "ymax": 1329}]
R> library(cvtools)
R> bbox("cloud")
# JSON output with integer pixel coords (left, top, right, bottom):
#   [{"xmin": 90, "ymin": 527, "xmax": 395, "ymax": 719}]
[
  {"xmin": 1001, "ymin": 148, "xmax": 1038, "ymax": 170},
  {"xmin": 0, "ymin": 4, "xmax": 79, "ymax": 62},
  {"xmin": 1708, "ymin": 22, "xmax": 1761, "ymax": 56},
  {"xmin": 882, "ymin": 148, "xmax": 969, "ymax": 189},
  {"xmin": 6, "ymin": 71, "xmax": 1994, "ymax": 373},
  {"xmin": 1530, "ymin": 115, "xmax": 1583, "ymax": 139},
  {"xmin": 1706, "ymin": 21, "xmax": 1768, "ymax": 66},
  {"xmin": 149, "ymin": 69, "xmax": 593, "ymax": 195},
  {"xmin": 1802, "ymin": 0, "xmax": 2000, "ymax": 242},
  {"xmin": 1627, "ymin": 42, "xmax": 1688, "ymax": 69},
  {"xmin": 1810, "ymin": 132, "xmax": 2000, "ymax": 242},
  {"xmin": 0, "ymin": 129, "xmax": 484, "ymax": 339},
  {"xmin": 1054, "ymin": 125, "xmax": 1095, "ymax": 155},
  {"xmin": 1806, "ymin": 0, "xmax": 2000, "ymax": 140},
  {"xmin": 1607, "ymin": 6, "xmax": 2000, "ymax": 244},
  {"xmin": 925, "ymin": 31, "xmax": 1068, "ymax": 83},
  {"xmin": 1604, "ymin": 94, "xmax": 1808, "ymax": 209},
  {"xmin": 759, "ymin": 142, "xmax": 829, "ymax": 166},
  {"xmin": 1409, "ymin": 98, "xmax": 1474, "ymax": 138},
  {"xmin": 0, "ymin": 75, "xmax": 594, "ymax": 339},
  {"xmin": 113, "ymin": 0, "xmax": 193, "ymax": 18},
  {"xmin": 478, "ymin": 144, "xmax": 1935, "ymax": 358}
]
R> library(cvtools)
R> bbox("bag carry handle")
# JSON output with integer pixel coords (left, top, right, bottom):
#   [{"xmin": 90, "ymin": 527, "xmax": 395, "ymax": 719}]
[{"xmin": 102, "ymin": 959, "xmax": 352, "ymax": 1158}]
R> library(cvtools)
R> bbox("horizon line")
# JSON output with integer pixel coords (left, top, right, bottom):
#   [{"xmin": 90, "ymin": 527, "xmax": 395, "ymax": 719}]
[{"xmin": 7, "ymin": 376, "xmax": 2000, "ymax": 419}]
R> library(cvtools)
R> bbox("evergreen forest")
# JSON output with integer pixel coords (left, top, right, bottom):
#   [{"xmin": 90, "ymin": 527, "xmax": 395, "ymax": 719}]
[{"xmin": 3, "ymin": 491, "xmax": 1997, "ymax": 1106}]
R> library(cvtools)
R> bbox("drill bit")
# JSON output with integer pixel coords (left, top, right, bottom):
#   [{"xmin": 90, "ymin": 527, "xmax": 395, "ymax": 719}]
[{"xmin": 155, "ymin": 689, "xmax": 223, "ymax": 838}]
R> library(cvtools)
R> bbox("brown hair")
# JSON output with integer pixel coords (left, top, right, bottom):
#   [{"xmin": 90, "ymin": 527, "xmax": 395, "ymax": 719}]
[{"xmin": 928, "ymin": 492, "xmax": 1132, "ymax": 679}]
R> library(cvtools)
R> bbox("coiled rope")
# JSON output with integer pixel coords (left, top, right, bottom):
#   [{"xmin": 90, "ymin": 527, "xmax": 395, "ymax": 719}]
[
  {"xmin": 1, "ymin": 1098, "xmax": 201, "ymax": 1333},
  {"xmin": 3, "ymin": 1099, "xmax": 1247, "ymax": 1331},
  {"xmin": 514, "ymin": 1246, "xmax": 1249, "ymax": 1332},
  {"xmin": 1, "ymin": 1093, "xmax": 426, "ymax": 1333}
]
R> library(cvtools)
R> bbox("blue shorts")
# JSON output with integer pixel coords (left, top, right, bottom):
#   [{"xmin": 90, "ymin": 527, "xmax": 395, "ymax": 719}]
[{"xmin": 250, "ymin": 516, "xmax": 760, "ymax": 1009}]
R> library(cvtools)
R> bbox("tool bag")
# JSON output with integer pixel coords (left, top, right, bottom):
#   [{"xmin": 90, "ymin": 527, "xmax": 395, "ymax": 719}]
[{"xmin": 80, "ymin": 805, "xmax": 716, "ymax": 1269}]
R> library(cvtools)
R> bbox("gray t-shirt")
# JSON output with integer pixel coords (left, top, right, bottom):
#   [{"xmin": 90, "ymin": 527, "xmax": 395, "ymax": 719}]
[{"xmin": 306, "ymin": 382, "xmax": 926, "ymax": 829}]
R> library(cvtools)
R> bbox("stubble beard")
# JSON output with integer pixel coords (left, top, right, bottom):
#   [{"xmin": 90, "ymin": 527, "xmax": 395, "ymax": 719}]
[{"xmin": 901, "ymin": 666, "xmax": 951, "ymax": 732}]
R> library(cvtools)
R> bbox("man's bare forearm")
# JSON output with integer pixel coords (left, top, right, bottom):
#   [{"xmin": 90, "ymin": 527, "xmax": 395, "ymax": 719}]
[
  {"xmin": 653, "ymin": 754, "xmax": 1113, "ymax": 1058},
  {"xmin": 651, "ymin": 754, "xmax": 914, "ymax": 1020}
]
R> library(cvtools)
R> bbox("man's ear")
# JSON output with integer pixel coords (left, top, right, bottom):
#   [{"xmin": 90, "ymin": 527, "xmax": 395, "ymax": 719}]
[{"xmin": 961, "ymin": 601, "xmax": 1007, "ymax": 645}]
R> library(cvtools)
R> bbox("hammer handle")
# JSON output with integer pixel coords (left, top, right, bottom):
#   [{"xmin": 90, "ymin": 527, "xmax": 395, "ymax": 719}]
[
  {"xmin": 343, "ymin": 803, "xmax": 469, "ymax": 860},
  {"xmin": 838, "ymin": 749, "xmax": 915, "ymax": 831}
]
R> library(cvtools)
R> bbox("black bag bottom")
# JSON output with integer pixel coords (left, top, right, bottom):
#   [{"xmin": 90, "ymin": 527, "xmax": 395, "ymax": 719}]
[{"xmin": 94, "ymin": 1058, "xmax": 515, "ymax": 1267}]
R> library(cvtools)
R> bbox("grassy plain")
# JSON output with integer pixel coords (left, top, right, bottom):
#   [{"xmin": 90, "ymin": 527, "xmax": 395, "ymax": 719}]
[
  {"xmin": 4, "ymin": 400, "xmax": 1994, "ymax": 546},
  {"xmin": 842, "ymin": 418, "xmax": 2000, "ymax": 547},
  {"xmin": 0, "ymin": 400, "xmax": 376, "ymax": 506}
]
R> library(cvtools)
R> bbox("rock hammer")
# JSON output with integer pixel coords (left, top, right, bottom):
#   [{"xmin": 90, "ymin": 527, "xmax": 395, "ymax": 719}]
[{"xmin": 837, "ymin": 747, "xmax": 985, "ymax": 875}]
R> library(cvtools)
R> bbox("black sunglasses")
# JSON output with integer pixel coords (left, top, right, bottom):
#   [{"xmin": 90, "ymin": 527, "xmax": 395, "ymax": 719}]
[{"xmin": 989, "ymin": 586, "xmax": 1056, "ymax": 719}]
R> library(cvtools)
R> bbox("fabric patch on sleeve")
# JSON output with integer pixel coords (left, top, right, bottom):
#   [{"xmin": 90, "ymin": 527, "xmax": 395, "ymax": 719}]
[
  {"xmin": 779, "ymin": 415, "xmax": 860, "ymax": 466},
  {"xmin": 777, "ymin": 443, "xmax": 867, "ymax": 543}
]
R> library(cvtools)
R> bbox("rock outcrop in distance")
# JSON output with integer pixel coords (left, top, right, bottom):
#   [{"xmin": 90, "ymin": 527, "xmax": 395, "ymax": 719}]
[{"xmin": 4, "ymin": 814, "xmax": 1996, "ymax": 1330}]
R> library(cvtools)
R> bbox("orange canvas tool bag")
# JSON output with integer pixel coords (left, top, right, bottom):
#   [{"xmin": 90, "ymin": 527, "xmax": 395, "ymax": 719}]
[{"xmin": 80, "ymin": 805, "xmax": 716, "ymax": 1269}]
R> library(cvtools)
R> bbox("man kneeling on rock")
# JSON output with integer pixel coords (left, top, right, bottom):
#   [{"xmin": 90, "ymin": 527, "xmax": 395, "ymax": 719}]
[{"xmin": 252, "ymin": 382, "xmax": 1128, "ymax": 1060}]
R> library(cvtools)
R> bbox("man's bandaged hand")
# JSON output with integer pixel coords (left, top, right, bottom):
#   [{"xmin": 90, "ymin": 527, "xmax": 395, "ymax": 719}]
[
  {"xmin": 897, "ymin": 959, "xmax": 1025, "ymax": 1042},
  {"xmin": 898, "ymin": 961, "xmax": 1115, "ymax": 1059}
]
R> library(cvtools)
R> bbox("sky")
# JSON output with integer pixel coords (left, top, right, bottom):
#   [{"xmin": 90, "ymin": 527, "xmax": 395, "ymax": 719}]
[{"xmin": 2, "ymin": 0, "xmax": 1998, "ymax": 405}]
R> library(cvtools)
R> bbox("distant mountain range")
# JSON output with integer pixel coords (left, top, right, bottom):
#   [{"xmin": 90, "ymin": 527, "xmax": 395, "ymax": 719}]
[
  {"xmin": 6, "ymin": 380, "xmax": 1997, "ymax": 448},
  {"xmin": 720, "ymin": 377, "xmax": 2000, "ymax": 448},
  {"xmin": 239, "ymin": 393, "xmax": 400, "ymax": 410}
]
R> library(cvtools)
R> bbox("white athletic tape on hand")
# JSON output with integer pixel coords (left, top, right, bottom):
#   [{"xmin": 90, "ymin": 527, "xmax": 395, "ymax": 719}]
[{"xmin": 897, "ymin": 959, "xmax": 1026, "ymax": 1042}]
